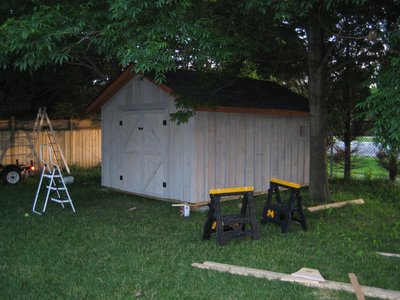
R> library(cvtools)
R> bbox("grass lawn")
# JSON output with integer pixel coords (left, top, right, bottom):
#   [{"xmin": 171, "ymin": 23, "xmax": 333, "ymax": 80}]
[
  {"xmin": 1, "ymin": 168, "xmax": 399, "ymax": 299},
  {"xmin": 329, "ymin": 155, "xmax": 389, "ymax": 180}
]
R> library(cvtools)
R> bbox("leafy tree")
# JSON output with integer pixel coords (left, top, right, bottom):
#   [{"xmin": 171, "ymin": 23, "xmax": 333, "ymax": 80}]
[
  {"xmin": 357, "ymin": 56, "xmax": 400, "ymax": 181},
  {"xmin": 1, "ymin": 1, "xmax": 399, "ymax": 200},
  {"xmin": 0, "ymin": 64, "xmax": 110, "ymax": 119},
  {"xmin": 357, "ymin": 17, "xmax": 400, "ymax": 181},
  {"xmin": 0, "ymin": 1, "xmax": 120, "ymax": 119},
  {"xmin": 246, "ymin": 1, "xmax": 398, "ymax": 200},
  {"xmin": 326, "ymin": 13, "xmax": 383, "ymax": 180}
]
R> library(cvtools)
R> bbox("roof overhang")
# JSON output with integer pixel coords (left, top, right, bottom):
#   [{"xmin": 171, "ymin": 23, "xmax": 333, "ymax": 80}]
[
  {"xmin": 195, "ymin": 106, "xmax": 309, "ymax": 117},
  {"xmin": 85, "ymin": 67, "xmax": 309, "ymax": 117}
]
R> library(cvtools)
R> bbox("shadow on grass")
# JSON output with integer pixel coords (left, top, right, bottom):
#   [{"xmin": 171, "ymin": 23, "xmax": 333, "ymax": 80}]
[{"xmin": 0, "ymin": 171, "xmax": 399, "ymax": 299}]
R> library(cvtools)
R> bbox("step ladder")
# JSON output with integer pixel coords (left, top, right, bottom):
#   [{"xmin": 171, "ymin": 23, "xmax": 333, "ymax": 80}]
[
  {"xmin": 34, "ymin": 107, "xmax": 70, "ymax": 174},
  {"xmin": 261, "ymin": 178, "xmax": 307, "ymax": 233},
  {"xmin": 203, "ymin": 186, "xmax": 260, "ymax": 246},
  {"xmin": 32, "ymin": 145, "xmax": 75, "ymax": 215}
]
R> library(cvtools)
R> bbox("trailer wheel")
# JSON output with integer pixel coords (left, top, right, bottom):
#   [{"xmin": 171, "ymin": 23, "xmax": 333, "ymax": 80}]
[{"xmin": 2, "ymin": 166, "xmax": 21, "ymax": 184}]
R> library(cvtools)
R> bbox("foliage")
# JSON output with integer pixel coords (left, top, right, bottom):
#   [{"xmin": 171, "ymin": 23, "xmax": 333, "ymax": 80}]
[
  {"xmin": 0, "ymin": 65, "xmax": 105, "ymax": 119},
  {"xmin": 356, "ymin": 17, "xmax": 400, "ymax": 181},
  {"xmin": 358, "ymin": 57, "xmax": 400, "ymax": 149},
  {"xmin": 1, "ymin": 1, "xmax": 399, "ymax": 201},
  {"xmin": 377, "ymin": 148, "xmax": 400, "ymax": 181},
  {"xmin": 0, "ymin": 169, "xmax": 399, "ymax": 299},
  {"xmin": 357, "ymin": 16, "xmax": 400, "ymax": 149}
]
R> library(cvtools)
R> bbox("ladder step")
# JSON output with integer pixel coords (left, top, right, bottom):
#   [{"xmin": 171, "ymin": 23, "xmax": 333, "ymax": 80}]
[
  {"xmin": 47, "ymin": 186, "xmax": 66, "ymax": 190},
  {"xmin": 50, "ymin": 198, "xmax": 71, "ymax": 203},
  {"xmin": 42, "ymin": 174, "xmax": 62, "ymax": 178}
]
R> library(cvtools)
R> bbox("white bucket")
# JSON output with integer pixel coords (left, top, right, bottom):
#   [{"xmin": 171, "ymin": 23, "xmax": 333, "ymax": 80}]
[
  {"xmin": 180, "ymin": 204, "xmax": 190, "ymax": 217},
  {"xmin": 63, "ymin": 176, "xmax": 74, "ymax": 185}
]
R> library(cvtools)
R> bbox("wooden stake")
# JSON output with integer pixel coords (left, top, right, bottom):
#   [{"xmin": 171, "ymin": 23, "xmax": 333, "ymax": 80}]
[
  {"xmin": 306, "ymin": 199, "xmax": 364, "ymax": 213},
  {"xmin": 349, "ymin": 273, "xmax": 365, "ymax": 300},
  {"xmin": 192, "ymin": 261, "xmax": 400, "ymax": 300}
]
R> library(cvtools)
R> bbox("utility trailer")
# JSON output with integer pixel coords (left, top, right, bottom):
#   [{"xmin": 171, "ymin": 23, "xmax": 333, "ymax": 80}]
[
  {"xmin": 0, "ymin": 108, "xmax": 70, "ymax": 184},
  {"xmin": 0, "ymin": 117, "xmax": 38, "ymax": 184},
  {"xmin": 0, "ymin": 160, "xmax": 36, "ymax": 184}
]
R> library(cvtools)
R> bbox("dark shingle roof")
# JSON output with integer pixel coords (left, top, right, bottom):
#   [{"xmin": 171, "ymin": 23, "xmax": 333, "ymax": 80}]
[
  {"xmin": 165, "ymin": 71, "xmax": 309, "ymax": 112},
  {"xmin": 86, "ymin": 67, "xmax": 309, "ymax": 114}
]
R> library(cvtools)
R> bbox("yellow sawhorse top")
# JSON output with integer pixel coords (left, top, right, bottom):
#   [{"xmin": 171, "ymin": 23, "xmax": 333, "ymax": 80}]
[
  {"xmin": 209, "ymin": 186, "xmax": 254, "ymax": 195},
  {"xmin": 270, "ymin": 178, "xmax": 300, "ymax": 189}
]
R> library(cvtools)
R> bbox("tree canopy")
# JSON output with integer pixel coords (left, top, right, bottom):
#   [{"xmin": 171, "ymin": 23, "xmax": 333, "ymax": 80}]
[{"xmin": 1, "ymin": 0, "xmax": 399, "ymax": 201}]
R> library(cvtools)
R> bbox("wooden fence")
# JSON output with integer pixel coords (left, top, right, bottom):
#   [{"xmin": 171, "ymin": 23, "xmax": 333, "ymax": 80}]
[{"xmin": 0, "ymin": 118, "xmax": 101, "ymax": 168}]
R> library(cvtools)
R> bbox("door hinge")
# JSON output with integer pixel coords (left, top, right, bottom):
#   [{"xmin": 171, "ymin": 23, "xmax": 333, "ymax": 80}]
[
  {"xmin": 119, "ymin": 120, "xmax": 123, "ymax": 126},
  {"xmin": 163, "ymin": 120, "xmax": 167, "ymax": 126},
  {"xmin": 163, "ymin": 182, "xmax": 167, "ymax": 188}
]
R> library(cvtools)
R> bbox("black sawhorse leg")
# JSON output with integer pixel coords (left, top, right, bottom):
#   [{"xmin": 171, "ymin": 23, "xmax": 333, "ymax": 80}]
[
  {"xmin": 203, "ymin": 187, "xmax": 260, "ymax": 246},
  {"xmin": 261, "ymin": 178, "xmax": 307, "ymax": 233}
]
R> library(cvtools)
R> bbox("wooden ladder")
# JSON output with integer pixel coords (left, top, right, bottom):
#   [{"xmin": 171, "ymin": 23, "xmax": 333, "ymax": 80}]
[{"xmin": 34, "ymin": 107, "xmax": 70, "ymax": 174}]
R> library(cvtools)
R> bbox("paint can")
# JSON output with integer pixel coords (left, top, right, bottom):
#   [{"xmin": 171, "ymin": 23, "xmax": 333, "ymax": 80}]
[{"xmin": 180, "ymin": 204, "xmax": 190, "ymax": 217}]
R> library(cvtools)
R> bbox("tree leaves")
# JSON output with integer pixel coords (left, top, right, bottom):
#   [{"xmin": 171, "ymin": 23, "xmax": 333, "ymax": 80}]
[{"xmin": 357, "ymin": 54, "xmax": 400, "ymax": 149}]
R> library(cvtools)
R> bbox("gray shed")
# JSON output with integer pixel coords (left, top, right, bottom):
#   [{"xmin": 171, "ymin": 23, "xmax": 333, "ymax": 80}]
[{"xmin": 86, "ymin": 68, "xmax": 310, "ymax": 203}]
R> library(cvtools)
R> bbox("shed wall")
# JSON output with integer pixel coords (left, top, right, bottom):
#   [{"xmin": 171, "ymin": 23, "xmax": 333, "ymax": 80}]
[
  {"xmin": 193, "ymin": 111, "xmax": 309, "ymax": 202},
  {"xmin": 101, "ymin": 86, "xmax": 126, "ymax": 189}
]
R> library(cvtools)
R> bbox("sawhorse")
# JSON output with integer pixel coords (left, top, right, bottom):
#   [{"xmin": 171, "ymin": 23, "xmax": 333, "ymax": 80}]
[
  {"xmin": 261, "ymin": 178, "xmax": 307, "ymax": 233},
  {"xmin": 203, "ymin": 186, "xmax": 260, "ymax": 246}
]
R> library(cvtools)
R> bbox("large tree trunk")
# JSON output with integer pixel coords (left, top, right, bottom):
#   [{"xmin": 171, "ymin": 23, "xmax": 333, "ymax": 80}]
[{"xmin": 307, "ymin": 25, "xmax": 330, "ymax": 202}]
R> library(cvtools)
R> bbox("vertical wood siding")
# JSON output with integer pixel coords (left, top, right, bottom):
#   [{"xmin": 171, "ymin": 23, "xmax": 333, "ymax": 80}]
[
  {"xmin": 194, "ymin": 112, "xmax": 310, "ymax": 202},
  {"xmin": 0, "ymin": 128, "xmax": 101, "ymax": 168}
]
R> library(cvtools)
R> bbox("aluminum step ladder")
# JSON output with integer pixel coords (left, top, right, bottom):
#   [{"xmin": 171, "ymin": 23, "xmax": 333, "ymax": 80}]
[{"xmin": 32, "ymin": 145, "xmax": 75, "ymax": 215}]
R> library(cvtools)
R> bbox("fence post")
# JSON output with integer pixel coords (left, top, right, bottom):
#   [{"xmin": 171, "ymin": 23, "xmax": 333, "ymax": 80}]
[
  {"xmin": 10, "ymin": 117, "xmax": 15, "ymax": 160},
  {"xmin": 329, "ymin": 134, "xmax": 333, "ymax": 179}
]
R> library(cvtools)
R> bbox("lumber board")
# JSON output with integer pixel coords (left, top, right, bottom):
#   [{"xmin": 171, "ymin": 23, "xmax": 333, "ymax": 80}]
[
  {"xmin": 377, "ymin": 252, "xmax": 400, "ymax": 258},
  {"xmin": 192, "ymin": 261, "xmax": 400, "ymax": 300},
  {"xmin": 306, "ymin": 199, "xmax": 365, "ymax": 212},
  {"xmin": 349, "ymin": 273, "xmax": 365, "ymax": 300}
]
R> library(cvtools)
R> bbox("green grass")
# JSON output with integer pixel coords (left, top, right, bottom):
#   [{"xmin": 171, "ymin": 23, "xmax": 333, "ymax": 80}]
[
  {"xmin": 329, "ymin": 155, "xmax": 389, "ymax": 180},
  {"xmin": 356, "ymin": 136, "xmax": 375, "ymax": 142},
  {"xmin": 1, "ymin": 169, "xmax": 399, "ymax": 299}
]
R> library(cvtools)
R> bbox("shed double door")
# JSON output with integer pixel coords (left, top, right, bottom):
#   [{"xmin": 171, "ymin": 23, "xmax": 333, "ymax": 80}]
[{"xmin": 120, "ymin": 110, "xmax": 167, "ymax": 198}]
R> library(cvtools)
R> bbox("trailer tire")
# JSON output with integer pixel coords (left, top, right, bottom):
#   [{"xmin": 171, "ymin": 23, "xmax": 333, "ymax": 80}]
[{"xmin": 2, "ymin": 166, "xmax": 21, "ymax": 184}]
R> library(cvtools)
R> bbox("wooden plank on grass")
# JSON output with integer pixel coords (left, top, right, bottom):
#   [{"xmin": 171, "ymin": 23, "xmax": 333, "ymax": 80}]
[
  {"xmin": 377, "ymin": 252, "xmax": 400, "ymax": 258},
  {"xmin": 192, "ymin": 261, "xmax": 283, "ymax": 281},
  {"xmin": 192, "ymin": 261, "xmax": 400, "ymax": 300},
  {"xmin": 349, "ymin": 273, "xmax": 365, "ymax": 300},
  {"xmin": 307, "ymin": 199, "xmax": 365, "ymax": 213}
]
